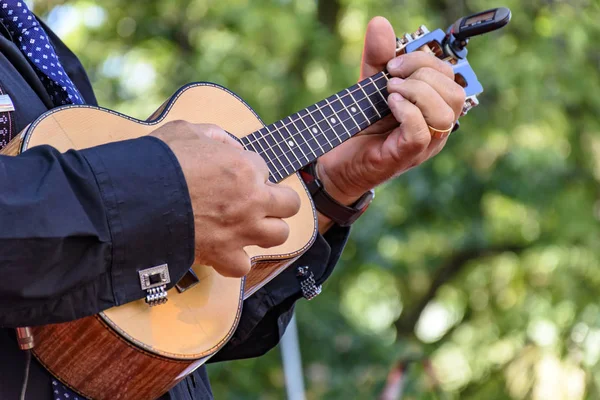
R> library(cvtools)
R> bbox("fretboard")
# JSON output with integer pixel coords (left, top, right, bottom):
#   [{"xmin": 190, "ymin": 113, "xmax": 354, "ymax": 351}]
[{"xmin": 239, "ymin": 71, "xmax": 391, "ymax": 182}]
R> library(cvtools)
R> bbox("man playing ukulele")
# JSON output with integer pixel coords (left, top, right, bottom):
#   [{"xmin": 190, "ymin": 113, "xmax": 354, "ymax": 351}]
[{"xmin": 0, "ymin": 2, "xmax": 464, "ymax": 398}]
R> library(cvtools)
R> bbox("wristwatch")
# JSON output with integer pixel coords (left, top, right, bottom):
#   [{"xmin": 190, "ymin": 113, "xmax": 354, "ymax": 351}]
[{"xmin": 299, "ymin": 162, "xmax": 374, "ymax": 227}]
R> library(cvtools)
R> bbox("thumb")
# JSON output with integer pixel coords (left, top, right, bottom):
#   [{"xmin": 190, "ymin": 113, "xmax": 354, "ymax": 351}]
[
  {"xmin": 360, "ymin": 16, "xmax": 397, "ymax": 80},
  {"xmin": 208, "ymin": 248, "xmax": 252, "ymax": 278}
]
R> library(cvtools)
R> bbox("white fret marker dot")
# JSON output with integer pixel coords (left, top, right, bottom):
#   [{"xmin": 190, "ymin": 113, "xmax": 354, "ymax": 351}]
[
  {"xmin": 350, "ymin": 107, "xmax": 357, "ymax": 113},
  {"xmin": 330, "ymin": 118, "xmax": 336, "ymax": 124},
  {"xmin": 312, "ymin": 128, "xmax": 318, "ymax": 134},
  {"xmin": 288, "ymin": 140, "xmax": 294, "ymax": 146}
]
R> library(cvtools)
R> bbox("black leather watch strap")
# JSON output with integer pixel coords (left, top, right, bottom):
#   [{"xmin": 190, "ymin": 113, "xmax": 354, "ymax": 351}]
[{"xmin": 300, "ymin": 162, "xmax": 374, "ymax": 227}]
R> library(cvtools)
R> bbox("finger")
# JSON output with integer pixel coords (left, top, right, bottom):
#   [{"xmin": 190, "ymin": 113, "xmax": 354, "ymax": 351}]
[
  {"xmin": 387, "ymin": 78, "xmax": 456, "ymax": 131},
  {"xmin": 406, "ymin": 68, "xmax": 466, "ymax": 119},
  {"xmin": 428, "ymin": 136, "xmax": 449, "ymax": 159},
  {"xmin": 209, "ymin": 248, "xmax": 251, "ymax": 278},
  {"xmin": 360, "ymin": 16, "xmax": 397, "ymax": 79},
  {"xmin": 387, "ymin": 51, "xmax": 454, "ymax": 81},
  {"xmin": 246, "ymin": 151, "xmax": 271, "ymax": 182},
  {"xmin": 264, "ymin": 182, "xmax": 301, "ymax": 218},
  {"xmin": 248, "ymin": 218, "xmax": 291, "ymax": 249},
  {"xmin": 407, "ymin": 134, "xmax": 449, "ymax": 169},
  {"xmin": 383, "ymin": 93, "xmax": 431, "ymax": 161},
  {"xmin": 195, "ymin": 124, "xmax": 244, "ymax": 150}
]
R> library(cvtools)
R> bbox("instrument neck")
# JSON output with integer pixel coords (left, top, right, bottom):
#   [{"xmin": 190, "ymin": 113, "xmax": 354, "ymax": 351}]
[{"xmin": 239, "ymin": 71, "xmax": 392, "ymax": 183}]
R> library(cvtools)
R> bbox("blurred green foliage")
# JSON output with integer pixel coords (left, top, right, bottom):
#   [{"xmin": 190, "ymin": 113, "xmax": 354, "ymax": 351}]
[{"xmin": 32, "ymin": 0, "xmax": 600, "ymax": 398}]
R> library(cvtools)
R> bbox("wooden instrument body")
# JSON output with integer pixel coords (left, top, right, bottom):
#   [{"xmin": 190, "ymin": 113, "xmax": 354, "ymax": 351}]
[{"xmin": 3, "ymin": 83, "xmax": 318, "ymax": 400}]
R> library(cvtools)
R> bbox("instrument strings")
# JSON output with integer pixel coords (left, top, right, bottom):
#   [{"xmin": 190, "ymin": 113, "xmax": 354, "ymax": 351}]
[{"xmin": 243, "ymin": 72, "xmax": 391, "ymax": 176}]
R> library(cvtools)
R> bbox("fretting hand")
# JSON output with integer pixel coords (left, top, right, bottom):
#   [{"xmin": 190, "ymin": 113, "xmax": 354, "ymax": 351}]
[{"xmin": 316, "ymin": 17, "xmax": 466, "ymax": 228}]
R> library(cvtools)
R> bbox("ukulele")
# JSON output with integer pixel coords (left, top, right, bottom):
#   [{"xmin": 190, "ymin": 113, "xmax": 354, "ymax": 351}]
[{"xmin": 2, "ymin": 8, "xmax": 510, "ymax": 400}]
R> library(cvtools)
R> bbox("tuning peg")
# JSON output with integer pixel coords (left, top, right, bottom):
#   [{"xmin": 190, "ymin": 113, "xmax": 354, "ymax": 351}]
[
  {"xmin": 396, "ymin": 33, "xmax": 415, "ymax": 53},
  {"xmin": 461, "ymin": 96, "xmax": 479, "ymax": 115},
  {"xmin": 412, "ymin": 25, "xmax": 430, "ymax": 39}
]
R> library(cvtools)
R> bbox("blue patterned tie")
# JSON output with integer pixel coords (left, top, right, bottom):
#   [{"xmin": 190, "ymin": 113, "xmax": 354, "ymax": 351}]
[
  {"xmin": 52, "ymin": 379, "xmax": 82, "ymax": 400},
  {"xmin": 0, "ymin": 0, "xmax": 84, "ymax": 106}
]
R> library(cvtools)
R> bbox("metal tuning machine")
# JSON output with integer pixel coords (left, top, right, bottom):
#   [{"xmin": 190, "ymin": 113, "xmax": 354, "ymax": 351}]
[{"xmin": 395, "ymin": 7, "xmax": 511, "ymax": 117}]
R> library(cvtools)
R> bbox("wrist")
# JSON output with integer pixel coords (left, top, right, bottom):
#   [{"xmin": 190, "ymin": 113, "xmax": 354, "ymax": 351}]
[
  {"xmin": 315, "ymin": 162, "xmax": 364, "ymax": 206},
  {"xmin": 300, "ymin": 161, "xmax": 374, "ymax": 229}
]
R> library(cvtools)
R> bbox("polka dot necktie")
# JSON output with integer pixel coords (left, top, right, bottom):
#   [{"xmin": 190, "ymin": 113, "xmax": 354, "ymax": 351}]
[
  {"xmin": 0, "ymin": 0, "xmax": 84, "ymax": 106},
  {"xmin": 52, "ymin": 380, "xmax": 82, "ymax": 400}
]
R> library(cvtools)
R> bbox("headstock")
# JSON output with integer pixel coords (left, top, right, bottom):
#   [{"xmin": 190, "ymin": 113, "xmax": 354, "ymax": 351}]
[{"xmin": 395, "ymin": 8, "xmax": 511, "ymax": 120}]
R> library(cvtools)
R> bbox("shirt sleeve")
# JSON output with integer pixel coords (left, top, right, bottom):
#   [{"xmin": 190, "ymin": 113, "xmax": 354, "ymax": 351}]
[{"xmin": 0, "ymin": 136, "xmax": 194, "ymax": 327}]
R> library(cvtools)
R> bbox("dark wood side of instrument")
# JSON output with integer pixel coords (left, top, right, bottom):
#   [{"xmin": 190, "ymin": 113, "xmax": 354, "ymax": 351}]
[
  {"xmin": 245, "ymin": 257, "xmax": 297, "ymax": 295},
  {"xmin": 31, "ymin": 315, "xmax": 192, "ymax": 400},
  {"xmin": 1, "ymin": 133, "xmax": 23, "ymax": 156},
  {"xmin": 30, "ymin": 257, "xmax": 297, "ymax": 400}
]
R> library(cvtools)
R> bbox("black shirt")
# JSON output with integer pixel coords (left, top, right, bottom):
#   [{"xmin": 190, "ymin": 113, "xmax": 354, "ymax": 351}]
[{"xmin": 0, "ymin": 16, "xmax": 349, "ymax": 400}]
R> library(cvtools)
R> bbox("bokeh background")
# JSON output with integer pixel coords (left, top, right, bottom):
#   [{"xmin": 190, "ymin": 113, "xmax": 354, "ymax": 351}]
[{"xmin": 30, "ymin": 0, "xmax": 600, "ymax": 398}]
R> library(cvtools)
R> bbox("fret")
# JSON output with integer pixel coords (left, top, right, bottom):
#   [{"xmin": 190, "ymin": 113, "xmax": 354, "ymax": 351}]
[
  {"xmin": 348, "ymin": 86, "xmax": 379, "ymax": 123},
  {"xmin": 241, "ymin": 133, "xmax": 269, "ymax": 163},
  {"xmin": 282, "ymin": 116, "xmax": 312, "ymax": 164},
  {"xmin": 275, "ymin": 119, "xmax": 309, "ymax": 168},
  {"xmin": 288, "ymin": 114, "xmax": 318, "ymax": 159},
  {"xmin": 252, "ymin": 128, "xmax": 280, "ymax": 169},
  {"xmin": 358, "ymin": 79, "xmax": 382, "ymax": 119},
  {"xmin": 362, "ymin": 78, "xmax": 385, "ymax": 104},
  {"xmin": 239, "ymin": 135, "xmax": 254, "ymax": 152},
  {"xmin": 266, "ymin": 124, "xmax": 296, "ymax": 175},
  {"xmin": 324, "ymin": 97, "xmax": 352, "ymax": 140},
  {"xmin": 329, "ymin": 94, "xmax": 361, "ymax": 137},
  {"xmin": 344, "ymin": 78, "xmax": 387, "ymax": 127},
  {"xmin": 374, "ymin": 71, "xmax": 390, "ymax": 89},
  {"xmin": 363, "ymin": 76, "xmax": 390, "ymax": 116},
  {"xmin": 272, "ymin": 121, "xmax": 297, "ymax": 165},
  {"xmin": 306, "ymin": 105, "xmax": 334, "ymax": 152},
  {"xmin": 373, "ymin": 77, "xmax": 390, "ymax": 100},
  {"xmin": 255, "ymin": 127, "xmax": 291, "ymax": 177},
  {"xmin": 316, "ymin": 100, "xmax": 344, "ymax": 145},
  {"xmin": 308, "ymin": 104, "xmax": 333, "ymax": 141},
  {"xmin": 270, "ymin": 165, "xmax": 284, "ymax": 181},
  {"xmin": 334, "ymin": 93, "xmax": 361, "ymax": 135},
  {"xmin": 343, "ymin": 86, "xmax": 370, "ymax": 129},
  {"xmin": 358, "ymin": 80, "xmax": 381, "ymax": 119},
  {"xmin": 242, "ymin": 132, "xmax": 284, "ymax": 181},
  {"xmin": 298, "ymin": 109, "xmax": 326, "ymax": 155},
  {"xmin": 374, "ymin": 72, "xmax": 393, "ymax": 116}
]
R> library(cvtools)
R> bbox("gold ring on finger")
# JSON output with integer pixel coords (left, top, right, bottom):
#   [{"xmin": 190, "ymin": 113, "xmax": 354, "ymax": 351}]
[{"xmin": 428, "ymin": 123, "xmax": 454, "ymax": 140}]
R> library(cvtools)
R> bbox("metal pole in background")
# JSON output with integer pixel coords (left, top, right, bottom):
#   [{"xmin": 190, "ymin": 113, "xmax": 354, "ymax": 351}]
[{"xmin": 280, "ymin": 314, "xmax": 306, "ymax": 400}]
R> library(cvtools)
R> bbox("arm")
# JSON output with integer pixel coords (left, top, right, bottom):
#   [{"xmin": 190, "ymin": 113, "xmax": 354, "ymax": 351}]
[
  {"xmin": 0, "ymin": 136, "xmax": 194, "ymax": 327},
  {"xmin": 0, "ymin": 120, "xmax": 301, "ymax": 328}
]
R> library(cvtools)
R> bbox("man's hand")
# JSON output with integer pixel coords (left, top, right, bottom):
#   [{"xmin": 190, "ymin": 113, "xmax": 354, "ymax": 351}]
[
  {"xmin": 317, "ymin": 17, "xmax": 466, "ymax": 212},
  {"xmin": 151, "ymin": 121, "xmax": 300, "ymax": 278}
]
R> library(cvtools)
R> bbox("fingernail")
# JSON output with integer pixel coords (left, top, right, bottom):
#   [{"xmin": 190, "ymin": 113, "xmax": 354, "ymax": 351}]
[
  {"xmin": 389, "ymin": 93, "xmax": 404, "ymax": 103},
  {"xmin": 387, "ymin": 57, "xmax": 402, "ymax": 70},
  {"xmin": 389, "ymin": 77, "xmax": 403, "ymax": 85}
]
